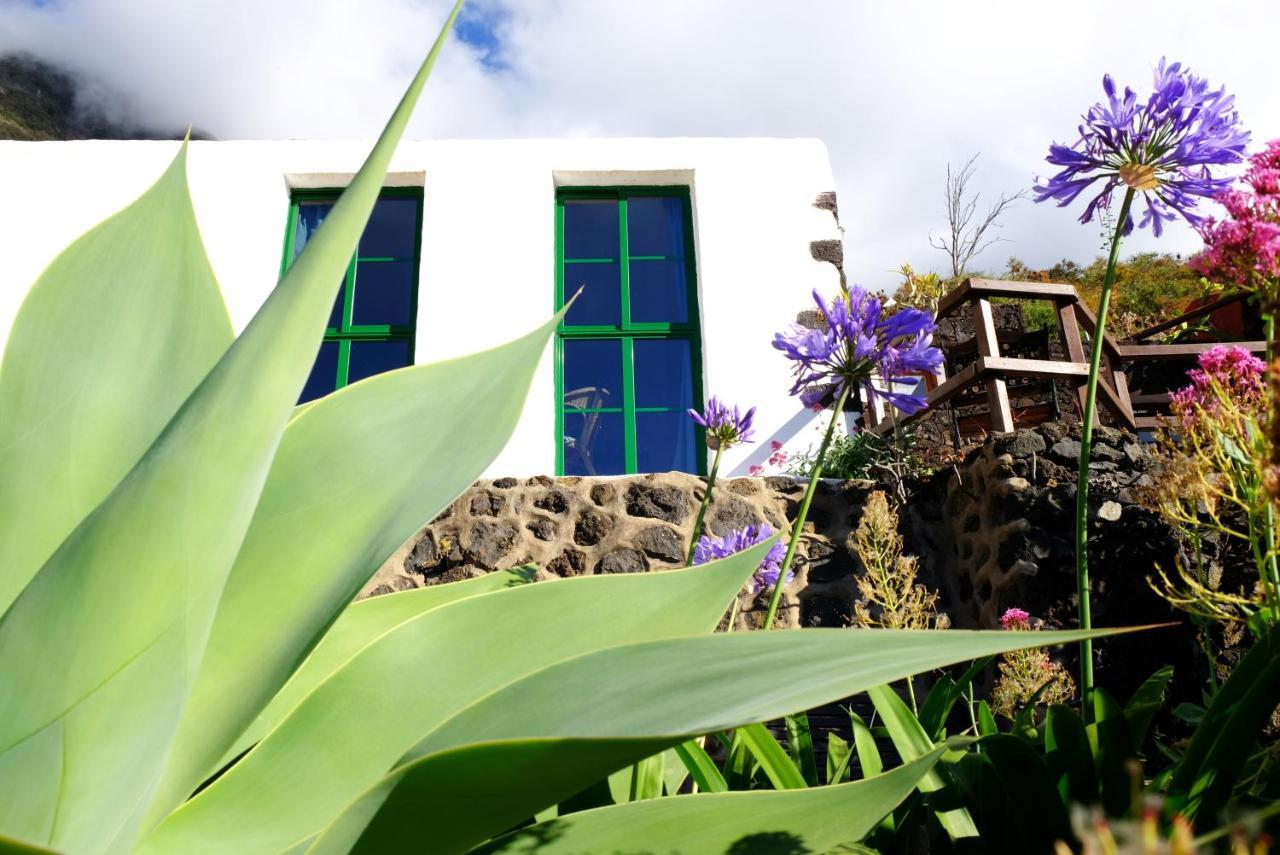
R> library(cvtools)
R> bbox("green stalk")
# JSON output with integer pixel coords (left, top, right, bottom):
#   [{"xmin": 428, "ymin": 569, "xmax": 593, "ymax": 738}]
[
  {"xmin": 1262, "ymin": 312, "xmax": 1280, "ymax": 619},
  {"xmin": 686, "ymin": 445, "xmax": 724, "ymax": 566},
  {"xmin": 1074, "ymin": 187, "xmax": 1135, "ymax": 718},
  {"xmin": 763, "ymin": 385, "xmax": 851, "ymax": 630}
]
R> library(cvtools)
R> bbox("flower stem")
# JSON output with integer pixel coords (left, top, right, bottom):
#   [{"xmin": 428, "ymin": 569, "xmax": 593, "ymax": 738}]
[
  {"xmin": 1074, "ymin": 187, "xmax": 1135, "ymax": 720},
  {"xmin": 763, "ymin": 385, "xmax": 851, "ymax": 630},
  {"xmin": 1263, "ymin": 312, "xmax": 1280, "ymax": 618},
  {"xmin": 686, "ymin": 445, "xmax": 723, "ymax": 566}
]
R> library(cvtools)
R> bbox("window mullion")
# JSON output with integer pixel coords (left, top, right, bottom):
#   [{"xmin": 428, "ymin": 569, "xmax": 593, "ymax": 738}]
[
  {"xmin": 341, "ymin": 255, "xmax": 357, "ymax": 332},
  {"xmin": 334, "ymin": 339, "xmax": 352, "ymax": 390},
  {"xmin": 621, "ymin": 337, "xmax": 638, "ymax": 473},
  {"xmin": 618, "ymin": 197, "xmax": 631, "ymax": 330}
]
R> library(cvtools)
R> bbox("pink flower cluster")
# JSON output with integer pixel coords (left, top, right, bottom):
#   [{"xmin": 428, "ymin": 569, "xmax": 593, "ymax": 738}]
[
  {"xmin": 1169, "ymin": 344, "xmax": 1266, "ymax": 428},
  {"xmin": 1193, "ymin": 139, "xmax": 1280, "ymax": 290},
  {"xmin": 747, "ymin": 440, "xmax": 789, "ymax": 477},
  {"xmin": 1000, "ymin": 607, "xmax": 1031, "ymax": 630}
]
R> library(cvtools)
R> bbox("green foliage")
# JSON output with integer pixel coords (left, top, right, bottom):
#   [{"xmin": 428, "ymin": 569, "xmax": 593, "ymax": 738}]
[
  {"xmin": 785, "ymin": 424, "xmax": 928, "ymax": 481},
  {"xmin": 1002, "ymin": 252, "xmax": 1211, "ymax": 338}
]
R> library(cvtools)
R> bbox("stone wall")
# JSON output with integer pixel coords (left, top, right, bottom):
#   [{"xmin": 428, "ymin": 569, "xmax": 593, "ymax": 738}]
[{"xmin": 363, "ymin": 423, "xmax": 1195, "ymax": 696}]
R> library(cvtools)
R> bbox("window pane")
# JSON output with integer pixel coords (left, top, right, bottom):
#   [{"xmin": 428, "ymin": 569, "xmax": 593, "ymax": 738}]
[
  {"xmin": 352, "ymin": 261, "xmax": 414, "ymax": 327},
  {"xmin": 563, "ymin": 199, "xmax": 619, "ymax": 259},
  {"xmin": 347, "ymin": 340, "xmax": 412, "ymax": 385},
  {"xmin": 298, "ymin": 340, "xmax": 340, "ymax": 404},
  {"xmin": 637, "ymin": 411, "xmax": 697, "ymax": 474},
  {"xmin": 627, "ymin": 196, "xmax": 685, "ymax": 257},
  {"xmin": 563, "ymin": 339, "xmax": 622, "ymax": 409},
  {"xmin": 563, "ymin": 262, "xmax": 620, "ymax": 327},
  {"xmin": 292, "ymin": 201, "xmax": 335, "ymax": 261},
  {"xmin": 629, "ymin": 260, "xmax": 689, "ymax": 324},
  {"xmin": 358, "ymin": 197, "xmax": 419, "ymax": 259},
  {"xmin": 563, "ymin": 411, "xmax": 625, "ymax": 476},
  {"xmin": 633, "ymin": 338, "xmax": 693, "ymax": 409}
]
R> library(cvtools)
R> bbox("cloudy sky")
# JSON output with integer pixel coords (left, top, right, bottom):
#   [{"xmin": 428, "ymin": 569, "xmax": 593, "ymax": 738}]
[{"xmin": 3, "ymin": 0, "xmax": 1279, "ymax": 292}]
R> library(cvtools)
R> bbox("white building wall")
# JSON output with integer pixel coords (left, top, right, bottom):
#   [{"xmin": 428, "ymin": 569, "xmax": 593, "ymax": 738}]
[{"xmin": 0, "ymin": 138, "xmax": 846, "ymax": 478}]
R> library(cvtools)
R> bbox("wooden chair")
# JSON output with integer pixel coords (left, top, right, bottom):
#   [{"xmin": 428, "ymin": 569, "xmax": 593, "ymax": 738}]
[{"xmin": 562, "ymin": 386, "xmax": 610, "ymax": 475}]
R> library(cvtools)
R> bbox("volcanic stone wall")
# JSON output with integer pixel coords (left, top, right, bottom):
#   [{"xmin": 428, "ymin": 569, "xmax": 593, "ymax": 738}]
[{"xmin": 362, "ymin": 423, "xmax": 1189, "ymax": 688}]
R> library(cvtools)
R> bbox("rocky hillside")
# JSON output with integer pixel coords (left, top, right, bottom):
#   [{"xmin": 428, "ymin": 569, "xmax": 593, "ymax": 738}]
[{"xmin": 0, "ymin": 52, "xmax": 209, "ymax": 140}]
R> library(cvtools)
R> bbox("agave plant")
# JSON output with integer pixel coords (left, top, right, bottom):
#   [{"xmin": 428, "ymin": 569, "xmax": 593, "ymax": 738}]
[{"xmin": 0, "ymin": 5, "xmax": 1129, "ymax": 853}]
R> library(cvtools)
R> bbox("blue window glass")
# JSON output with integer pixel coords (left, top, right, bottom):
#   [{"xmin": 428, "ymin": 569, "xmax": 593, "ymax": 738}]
[
  {"xmin": 636, "ymin": 412, "xmax": 697, "ymax": 474},
  {"xmin": 633, "ymin": 338, "xmax": 693, "ymax": 409},
  {"xmin": 563, "ymin": 200, "xmax": 619, "ymax": 259},
  {"xmin": 299, "ymin": 341, "xmax": 340, "ymax": 404},
  {"xmin": 563, "ymin": 262, "xmax": 621, "ymax": 327},
  {"xmin": 292, "ymin": 201, "xmax": 333, "ymax": 261},
  {"xmin": 563, "ymin": 339, "xmax": 622, "ymax": 410},
  {"xmin": 629, "ymin": 260, "xmax": 689, "ymax": 324},
  {"xmin": 352, "ymin": 261, "xmax": 415, "ymax": 327},
  {"xmin": 626, "ymin": 196, "xmax": 684, "ymax": 257},
  {"xmin": 347, "ymin": 340, "xmax": 413, "ymax": 385},
  {"xmin": 563, "ymin": 412, "xmax": 625, "ymax": 476},
  {"xmin": 358, "ymin": 197, "xmax": 419, "ymax": 259}
]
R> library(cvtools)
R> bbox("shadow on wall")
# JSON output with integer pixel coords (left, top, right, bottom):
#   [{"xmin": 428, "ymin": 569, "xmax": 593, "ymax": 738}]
[{"xmin": 730, "ymin": 407, "xmax": 864, "ymax": 477}]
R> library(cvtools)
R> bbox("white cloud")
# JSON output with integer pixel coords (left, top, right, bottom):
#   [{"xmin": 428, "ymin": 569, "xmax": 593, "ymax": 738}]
[{"xmin": 3, "ymin": 0, "xmax": 1278, "ymax": 291}]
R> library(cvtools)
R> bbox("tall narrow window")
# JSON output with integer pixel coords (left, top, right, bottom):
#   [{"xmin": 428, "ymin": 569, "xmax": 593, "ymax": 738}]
[
  {"xmin": 555, "ymin": 188, "xmax": 703, "ymax": 476},
  {"xmin": 282, "ymin": 188, "xmax": 423, "ymax": 404}
]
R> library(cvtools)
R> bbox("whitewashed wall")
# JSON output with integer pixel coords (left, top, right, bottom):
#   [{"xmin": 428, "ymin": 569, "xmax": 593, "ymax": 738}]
[{"xmin": 0, "ymin": 138, "xmax": 846, "ymax": 477}]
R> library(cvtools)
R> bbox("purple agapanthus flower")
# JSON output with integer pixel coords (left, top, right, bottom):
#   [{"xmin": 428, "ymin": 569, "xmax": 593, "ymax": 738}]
[
  {"xmin": 1034, "ymin": 57, "xmax": 1249, "ymax": 236},
  {"xmin": 688, "ymin": 396, "xmax": 756, "ymax": 450},
  {"xmin": 772, "ymin": 287, "xmax": 943, "ymax": 415},
  {"xmin": 692, "ymin": 523, "xmax": 790, "ymax": 595}
]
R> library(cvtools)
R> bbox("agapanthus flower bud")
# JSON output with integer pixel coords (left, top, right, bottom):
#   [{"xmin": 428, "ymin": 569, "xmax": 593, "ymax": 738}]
[{"xmin": 688, "ymin": 396, "xmax": 756, "ymax": 450}]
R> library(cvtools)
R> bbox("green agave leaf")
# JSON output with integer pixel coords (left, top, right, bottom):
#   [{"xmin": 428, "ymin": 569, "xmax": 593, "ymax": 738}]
[
  {"xmin": 472, "ymin": 747, "xmax": 952, "ymax": 855},
  {"xmin": 153, "ymin": 309, "xmax": 558, "ymax": 817},
  {"xmin": 1171, "ymin": 626, "xmax": 1280, "ymax": 823},
  {"xmin": 629, "ymin": 753, "xmax": 665, "ymax": 801},
  {"xmin": 0, "ymin": 833, "xmax": 58, "ymax": 855},
  {"xmin": 868, "ymin": 684, "xmax": 979, "ymax": 840},
  {"xmin": 659, "ymin": 747, "xmax": 688, "ymax": 796},
  {"xmin": 1044, "ymin": 704, "xmax": 1097, "ymax": 807},
  {"xmin": 0, "ymin": 5, "xmax": 463, "ymax": 851},
  {"xmin": 739, "ymin": 723, "xmax": 807, "ymax": 790},
  {"xmin": 309, "ymin": 627, "xmax": 1131, "ymax": 853},
  {"xmin": 673, "ymin": 740, "xmax": 728, "ymax": 794},
  {"xmin": 1088, "ymin": 689, "xmax": 1137, "ymax": 818},
  {"xmin": 977, "ymin": 735, "xmax": 1071, "ymax": 851},
  {"xmin": 827, "ymin": 732, "xmax": 853, "ymax": 785},
  {"xmin": 1123, "ymin": 664, "xmax": 1173, "ymax": 753},
  {"xmin": 139, "ymin": 541, "xmax": 777, "ymax": 855},
  {"xmin": 785, "ymin": 712, "xmax": 819, "ymax": 787},
  {"xmin": 220, "ymin": 567, "xmax": 537, "ymax": 771},
  {"xmin": 0, "ymin": 143, "xmax": 233, "ymax": 615},
  {"xmin": 850, "ymin": 712, "xmax": 882, "ymax": 780}
]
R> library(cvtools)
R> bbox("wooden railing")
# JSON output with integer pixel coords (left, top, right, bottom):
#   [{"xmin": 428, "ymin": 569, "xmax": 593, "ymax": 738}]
[{"xmin": 865, "ymin": 279, "xmax": 1266, "ymax": 438}]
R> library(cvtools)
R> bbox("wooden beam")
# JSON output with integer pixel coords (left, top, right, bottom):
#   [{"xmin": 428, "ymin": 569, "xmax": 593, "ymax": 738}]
[
  {"xmin": 973, "ymin": 296, "xmax": 1014, "ymax": 433},
  {"xmin": 1071, "ymin": 302, "xmax": 1125, "ymax": 360},
  {"xmin": 978, "ymin": 356, "xmax": 1090, "ymax": 378},
  {"xmin": 934, "ymin": 277, "xmax": 1080, "ymax": 319},
  {"xmin": 1056, "ymin": 298, "xmax": 1091, "ymax": 422},
  {"xmin": 869, "ymin": 364, "xmax": 978, "ymax": 437},
  {"xmin": 1119, "ymin": 341, "xmax": 1267, "ymax": 360}
]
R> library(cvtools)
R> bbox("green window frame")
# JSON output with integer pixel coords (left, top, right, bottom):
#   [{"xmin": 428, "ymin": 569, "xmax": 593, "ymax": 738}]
[
  {"xmin": 280, "ymin": 187, "xmax": 424, "ymax": 401},
  {"xmin": 554, "ymin": 186, "xmax": 705, "ymax": 476}
]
